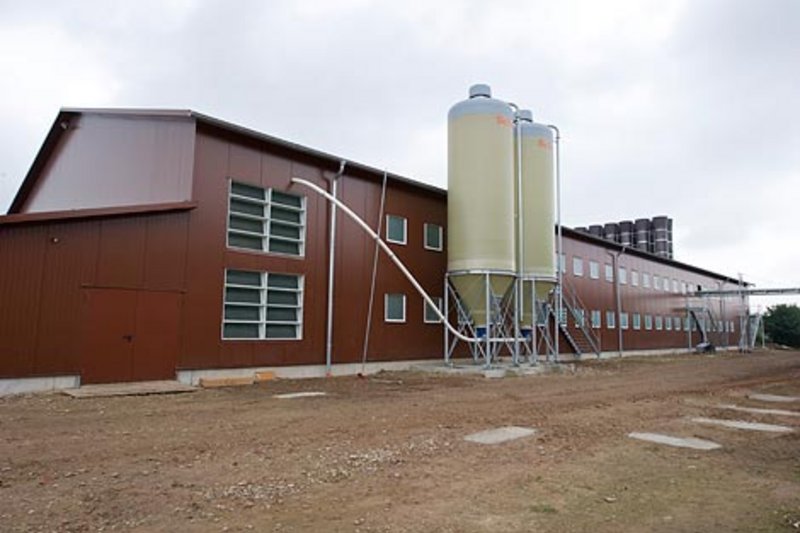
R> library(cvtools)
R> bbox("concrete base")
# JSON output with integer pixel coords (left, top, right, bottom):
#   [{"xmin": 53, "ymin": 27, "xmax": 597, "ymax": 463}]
[
  {"xmin": 0, "ymin": 375, "xmax": 79, "ymax": 396},
  {"xmin": 64, "ymin": 380, "xmax": 197, "ymax": 398},
  {"xmin": 414, "ymin": 361, "xmax": 574, "ymax": 378},
  {"xmin": 176, "ymin": 358, "xmax": 443, "ymax": 386},
  {"xmin": 691, "ymin": 417, "xmax": 794, "ymax": 433},
  {"xmin": 747, "ymin": 393, "xmax": 800, "ymax": 403},
  {"xmin": 464, "ymin": 426, "xmax": 537, "ymax": 445},
  {"xmin": 274, "ymin": 391, "xmax": 327, "ymax": 399},
  {"xmin": 628, "ymin": 432, "xmax": 721, "ymax": 450},
  {"xmin": 716, "ymin": 404, "xmax": 800, "ymax": 417}
]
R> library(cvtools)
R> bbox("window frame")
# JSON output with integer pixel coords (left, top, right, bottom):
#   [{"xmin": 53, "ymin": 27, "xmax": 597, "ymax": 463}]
[
  {"xmin": 385, "ymin": 293, "xmax": 407, "ymax": 323},
  {"xmin": 605, "ymin": 263, "xmax": 614, "ymax": 282},
  {"xmin": 589, "ymin": 260, "xmax": 600, "ymax": 280},
  {"xmin": 631, "ymin": 270, "xmax": 639, "ymax": 287},
  {"xmin": 227, "ymin": 181, "xmax": 307, "ymax": 257},
  {"xmin": 591, "ymin": 310, "xmax": 602, "ymax": 329},
  {"xmin": 619, "ymin": 266, "xmax": 627, "ymax": 285},
  {"xmin": 222, "ymin": 269, "xmax": 304, "ymax": 341},
  {"xmin": 423, "ymin": 223, "xmax": 443, "ymax": 252},
  {"xmin": 645, "ymin": 314, "xmax": 653, "ymax": 330},
  {"xmin": 386, "ymin": 215, "xmax": 408, "ymax": 245},
  {"xmin": 620, "ymin": 312, "xmax": 629, "ymax": 330},
  {"xmin": 424, "ymin": 296, "xmax": 443, "ymax": 324},
  {"xmin": 606, "ymin": 310, "xmax": 616, "ymax": 329},
  {"xmin": 573, "ymin": 256, "xmax": 584, "ymax": 277},
  {"xmin": 632, "ymin": 313, "xmax": 641, "ymax": 330}
]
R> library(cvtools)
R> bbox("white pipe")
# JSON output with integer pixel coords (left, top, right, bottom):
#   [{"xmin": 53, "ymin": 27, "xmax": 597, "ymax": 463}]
[
  {"xmin": 291, "ymin": 177, "xmax": 514, "ymax": 344},
  {"xmin": 325, "ymin": 161, "xmax": 346, "ymax": 375},
  {"xmin": 548, "ymin": 124, "xmax": 562, "ymax": 362}
]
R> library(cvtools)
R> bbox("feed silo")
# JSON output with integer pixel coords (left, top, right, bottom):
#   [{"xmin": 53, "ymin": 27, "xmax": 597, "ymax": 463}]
[
  {"xmin": 514, "ymin": 110, "xmax": 555, "ymax": 329},
  {"xmin": 447, "ymin": 84, "xmax": 516, "ymax": 331}
]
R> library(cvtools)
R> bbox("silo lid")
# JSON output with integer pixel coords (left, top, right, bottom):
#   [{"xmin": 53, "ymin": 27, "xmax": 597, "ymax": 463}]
[
  {"xmin": 469, "ymin": 84, "xmax": 492, "ymax": 98},
  {"xmin": 517, "ymin": 109, "xmax": 533, "ymax": 122}
]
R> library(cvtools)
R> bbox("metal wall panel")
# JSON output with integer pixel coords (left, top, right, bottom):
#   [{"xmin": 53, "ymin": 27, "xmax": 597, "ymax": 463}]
[{"xmin": 22, "ymin": 115, "xmax": 195, "ymax": 213}]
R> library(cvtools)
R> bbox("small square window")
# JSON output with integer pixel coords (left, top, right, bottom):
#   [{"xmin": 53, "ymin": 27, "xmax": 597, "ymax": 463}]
[
  {"xmin": 655, "ymin": 316, "xmax": 663, "ymax": 330},
  {"xmin": 589, "ymin": 261, "xmax": 600, "ymax": 280},
  {"xmin": 643, "ymin": 273, "xmax": 651, "ymax": 288},
  {"xmin": 605, "ymin": 264, "xmax": 614, "ymax": 282},
  {"xmin": 645, "ymin": 314, "xmax": 653, "ymax": 330},
  {"xmin": 573, "ymin": 257, "xmax": 584, "ymax": 277},
  {"xmin": 424, "ymin": 223, "xmax": 443, "ymax": 251},
  {"xmin": 633, "ymin": 313, "xmax": 641, "ymax": 330},
  {"xmin": 386, "ymin": 215, "xmax": 407, "ymax": 245},
  {"xmin": 673, "ymin": 316, "xmax": 681, "ymax": 331},
  {"xmin": 385, "ymin": 293, "xmax": 406, "ymax": 322},
  {"xmin": 631, "ymin": 270, "xmax": 639, "ymax": 287},
  {"xmin": 619, "ymin": 267, "xmax": 627, "ymax": 285},
  {"xmin": 620, "ymin": 312, "xmax": 629, "ymax": 330},
  {"xmin": 665, "ymin": 316, "xmax": 672, "ymax": 330},
  {"xmin": 424, "ymin": 297, "xmax": 443, "ymax": 323},
  {"xmin": 654, "ymin": 275, "xmax": 661, "ymax": 291},
  {"xmin": 672, "ymin": 279, "xmax": 679, "ymax": 293},
  {"xmin": 606, "ymin": 311, "xmax": 616, "ymax": 329}
]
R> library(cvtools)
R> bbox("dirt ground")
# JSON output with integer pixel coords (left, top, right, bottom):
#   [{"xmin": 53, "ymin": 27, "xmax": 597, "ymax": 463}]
[{"xmin": 1, "ymin": 350, "xmax": 799, "ymax": 532}]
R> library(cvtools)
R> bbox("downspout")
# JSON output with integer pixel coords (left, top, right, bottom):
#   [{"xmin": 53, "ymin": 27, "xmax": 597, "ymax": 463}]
[
  {"xmin": 548, "ymin": 124, "xmax": 562, "ymax": 363},
  {"xmin": 325, "ymin": 161, "xmax": 347, "ymax": 376},
  {"xmin": 511, "ymin": 104, "xmax": 522, "ymax": 367}
]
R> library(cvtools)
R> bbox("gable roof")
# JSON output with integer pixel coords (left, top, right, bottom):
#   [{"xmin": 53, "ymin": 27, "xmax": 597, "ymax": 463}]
[{"xmin": 8, "ymin": 108, "xmax": 445, "ymax": 214}]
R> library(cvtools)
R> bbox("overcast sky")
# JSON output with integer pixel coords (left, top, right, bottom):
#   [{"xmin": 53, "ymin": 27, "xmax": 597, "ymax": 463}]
[{"xmin": 1, "ymin": 0, "xmax": 798, "ymax": 306}]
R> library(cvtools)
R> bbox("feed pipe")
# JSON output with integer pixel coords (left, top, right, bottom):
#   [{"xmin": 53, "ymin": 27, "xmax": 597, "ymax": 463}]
[
  {"xmin": 291, "ymin": 177, "xmax": 515, "ymax": 344},
  {"xmin": 547, "ymin": 124, "xmax": 562, "ymax": 361}
]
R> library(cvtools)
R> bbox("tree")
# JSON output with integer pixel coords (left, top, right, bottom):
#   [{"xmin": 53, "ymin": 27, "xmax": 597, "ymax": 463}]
[{"xmin": 763, "ymin": 304, "xmax": 800, "ymax": 348}]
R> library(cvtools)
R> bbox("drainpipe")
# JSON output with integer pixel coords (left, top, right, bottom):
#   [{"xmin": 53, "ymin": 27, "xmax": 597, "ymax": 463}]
[
  {"xmin": 511, "ymin": 103, "xmax": 522, "ymax": 367},
  {"xmin": 548, "ymin": 124, "xmax": 562, "ymax": 363},
  {"xmin": 607, "ymin": 246, "xmax": 626, "ymax": 356},
  {"xmin": 325, "ymin": 161, "xmax": 347, "ymax": 376}
]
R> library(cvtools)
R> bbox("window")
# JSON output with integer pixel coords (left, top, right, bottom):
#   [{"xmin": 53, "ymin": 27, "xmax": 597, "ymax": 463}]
[
  {"xmin": 631, "ymin": 270, "xmax": 639, "ymax": 287},
  {"xmin": 559, "ymin": 306, "xmax": 568, "ymax": 325},
  {"xmin": 645, "ymin": 314, "xmax": 653, "ymax": 330},
  {"xmin": 424, "ymin": 297, "xmax": 443, "ymax": 323},
  {"xmin": 573, "ymin": 257, "xmax": 584, "ymax": 277},
  {"xmin": 559, "ymin": 253, "xmax": 567, "ymax": 274},
  {"xmin": 673, "ymin": 316, "xmax": 681, "ymax": 331},
  {"xmin": 655, "ymin": 315, "xmax": 663, "ymax": 330},
  {"xmin": 620, "ymin": 312, "xmax": 629, "ymax": 330},
  {"xmin": 424, "ymin": 223, "xmax": 443, "ymax": 251},
  {"xmin": 591, "ymin": 310, "xmax": 601, "ymax": 329},
  {"xmin": 653, "ymin": 275, "xmax": 661, "ymax": 291},
  {"xmin": 681, "ymin": 281, "xmax": 687, "ymax": 294},
  {"xmin": 619, "ymin": 267, "xmax": 627, "ymax": 285},
  {"xmin": 589, "ymin": 261, "xmax": 600, "ymax": 280},
  {"xmin": 665, "ymin": 316, "xmax": 672, "ymax": 330},
  {"xmin": 385, "ymin": 293, "xmax": 406, "ymax": 322},
  {"xmin": 606, "ymin": 311, "xmax": 616, "ymax": 329},
  {"xmin": 574, "ymin": 308, "xmax": 586, "ymax": 328},
  {"xmin": 633, "ymin": 313, "xmax": 641, "ymax": 330},
  {"xmin": 386, "ymin": 215, "xmax": 407, "ymax": 244},
  {"xmin": 672, "ymin": 279, "xmax": 679, "ymax": 293},
  {"xmin": 643, "ymin": 272, "xmax": 651, "ymax": 288},
  {"xmin": 227, "ymin": 181, "xmax": 306, "ymax": 256},
  {"xmin": 223, "ymin": 269, "xmax": 303, "ymax": 340},
  {"xmin": 605, "ymin": 264, "xmax": 614, "ymax": 282}
]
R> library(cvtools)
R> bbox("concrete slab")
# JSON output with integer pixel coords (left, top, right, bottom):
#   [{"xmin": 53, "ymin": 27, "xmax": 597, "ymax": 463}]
[
  {"xmin": 690, "ymin": 417, "xmax": 794, "ymax": 433},
  {"xmin": 747, "ymin": 393, "xmax": 800, "ymax": 403},
  {"xmin": 464, "ymin": 426, "xmax": 537, "ymax": 445},
  {"xmin": 273, "ymin": 391, "xmax": 327, "ymax": 399},
  {"xmin": 628, "ymin": 432, "xmax": 721, "ymax": 450},
  {"xmin": 715, "ymin": 404, "xmax": 800, "ymax": 418},
  {"xmin": 63, "ymin": 380, "xmax": 197, "ymax": 398}
]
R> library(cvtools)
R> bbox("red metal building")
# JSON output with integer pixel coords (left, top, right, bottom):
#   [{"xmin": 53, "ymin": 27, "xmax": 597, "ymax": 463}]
[{"xmin": 0, "ymin": 109, "xmax": 745, "ymax": 394}]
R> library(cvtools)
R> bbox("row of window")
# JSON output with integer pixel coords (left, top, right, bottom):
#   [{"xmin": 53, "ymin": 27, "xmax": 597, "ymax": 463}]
[
  {"xmin": 227, "ymin": 180, "xmax": 443, "ymax": 256},
  {"xmin": 222, "ymin": 269, "xmax": 443, "ymax": 339},
  {"xmin": 573, "ymin": 310, "xmax": 736, "ymax": 333},
  {"xmin": 565, "ymin": 255, "xmax": 703, "ymax": 294}
]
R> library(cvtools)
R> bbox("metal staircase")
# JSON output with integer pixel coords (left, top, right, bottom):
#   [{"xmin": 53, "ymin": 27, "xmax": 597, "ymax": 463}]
[{"xmin": 560, "ymin": 281, "xmax": 601, "ymax": 357}]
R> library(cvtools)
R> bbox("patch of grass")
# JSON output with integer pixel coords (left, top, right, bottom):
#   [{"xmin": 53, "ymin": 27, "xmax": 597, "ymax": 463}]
[{"xmin": 530, "ymin": 503, "xmax": 558, "ymax": 514}]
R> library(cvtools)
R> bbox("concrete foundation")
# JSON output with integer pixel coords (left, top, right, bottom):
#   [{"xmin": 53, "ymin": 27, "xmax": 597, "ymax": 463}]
[
  {"xmin": 464, "ymin": 426, "xmax": 537, "ymax": 445},
  {"xmin": 628, "ymin": 432, "xmax": 721, "ymax": 450}
]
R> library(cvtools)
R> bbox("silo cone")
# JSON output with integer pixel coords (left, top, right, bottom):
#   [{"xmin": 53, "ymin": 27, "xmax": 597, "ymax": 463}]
[
  {"xmin": 448, "ymin": 84, "xmax": 515, "ymax": 329},
  {"xmin": 514, "ymin": 111, "xmax": 556, "ymax": 329}
]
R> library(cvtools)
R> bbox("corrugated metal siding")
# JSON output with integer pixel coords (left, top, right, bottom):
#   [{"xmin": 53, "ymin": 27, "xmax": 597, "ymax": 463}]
[{"xmin": 0, "ymin": 211, "xmax": 191, "ymax": 379}]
